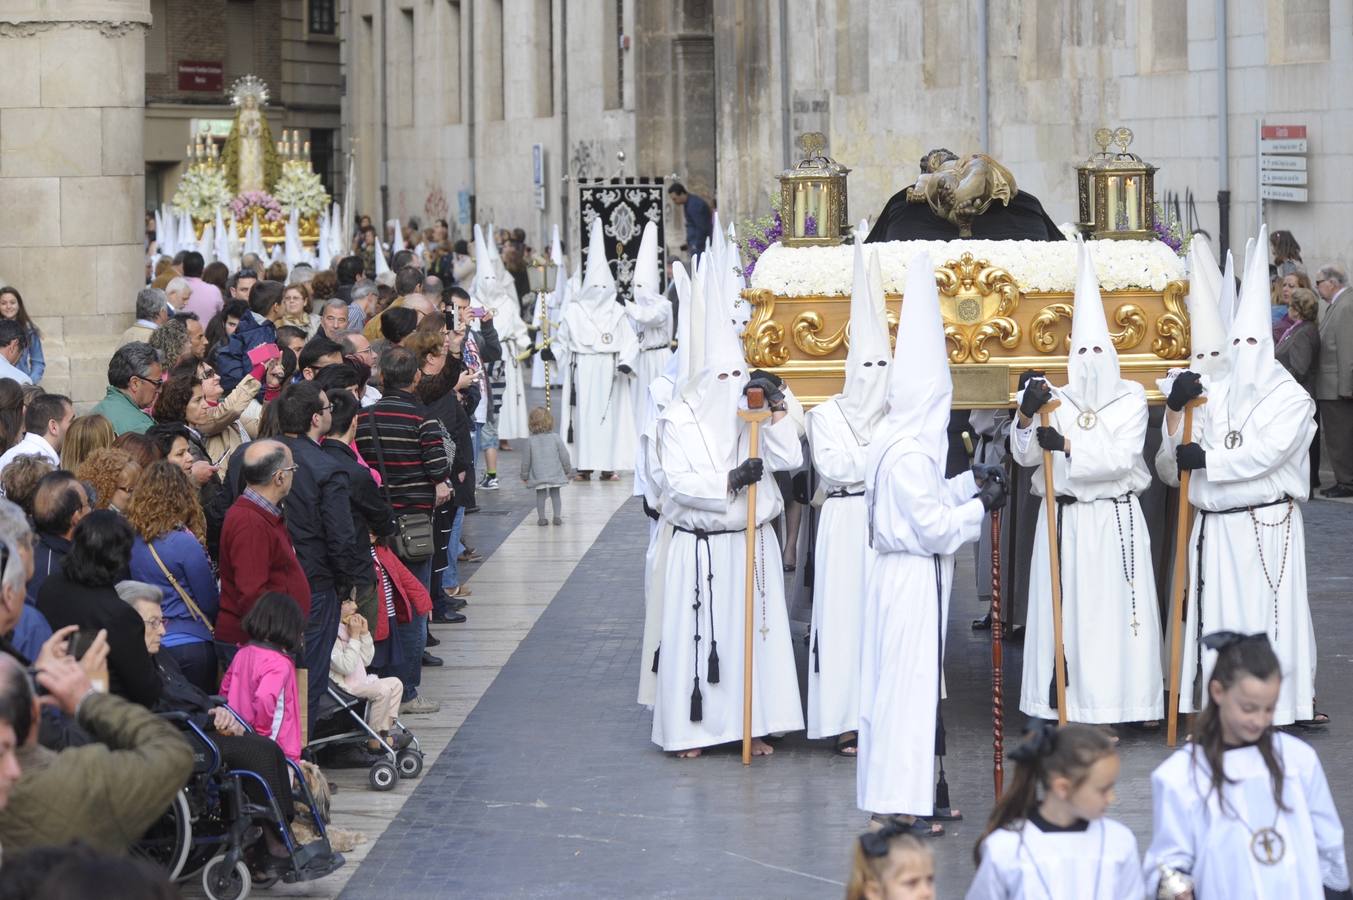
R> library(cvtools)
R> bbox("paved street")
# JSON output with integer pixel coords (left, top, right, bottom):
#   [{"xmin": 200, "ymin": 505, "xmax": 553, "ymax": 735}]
[{"xmin": 335, "ymin": 489, "xmax": 1353, "ymax": 899}]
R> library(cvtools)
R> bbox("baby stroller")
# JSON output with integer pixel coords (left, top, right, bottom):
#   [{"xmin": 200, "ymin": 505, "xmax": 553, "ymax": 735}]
[
  {"xmin": 135, "ymin": 710, "xmax": 344, "ymax": 900},
  {"xmin": 304, "ymin": 682, "xmax": 425, "ymax": 791}
]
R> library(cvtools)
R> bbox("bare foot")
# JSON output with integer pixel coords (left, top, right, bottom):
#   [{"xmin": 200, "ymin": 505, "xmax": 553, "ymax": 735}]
[
  {"xmin": 751, "ymin": 738, "xmax": 774, "ymax": 756},
  {"xmin": 675, "ymin": 748, "xmax": 703, "ymax": 759}
]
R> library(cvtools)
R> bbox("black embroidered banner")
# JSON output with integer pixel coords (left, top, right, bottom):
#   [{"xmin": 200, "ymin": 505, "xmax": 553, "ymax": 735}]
[{"xmin": 578, "ymin": 178, "xmax": 666, "ymax": 303}]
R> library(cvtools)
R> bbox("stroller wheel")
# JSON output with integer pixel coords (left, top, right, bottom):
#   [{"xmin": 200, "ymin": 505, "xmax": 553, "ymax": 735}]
[
  {"xmin": 368, "ymin": 761, "xmax": 398, "ymax": 791},
  {"xmin": 202, "ymin": 853, "xmax": 251, "ymax": 900},
  {"xmin": 396, "ymin": 749, "xmax": 424, "ymax": 779}
]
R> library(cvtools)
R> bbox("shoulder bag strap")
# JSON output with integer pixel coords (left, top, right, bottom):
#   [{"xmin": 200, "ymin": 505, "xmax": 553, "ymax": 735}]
[
  {"xmin": 147, "ymin": 541, "xmax": 214, "ymax": 634},
  {"xmin": 365, "ymin": 409, "xmax": 398, "ymax": 508}
]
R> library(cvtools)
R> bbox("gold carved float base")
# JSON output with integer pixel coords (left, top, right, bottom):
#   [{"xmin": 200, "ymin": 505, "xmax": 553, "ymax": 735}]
[{"xmin": 742, "ymin": 252, "xmax": 1189, "ymax": 408}]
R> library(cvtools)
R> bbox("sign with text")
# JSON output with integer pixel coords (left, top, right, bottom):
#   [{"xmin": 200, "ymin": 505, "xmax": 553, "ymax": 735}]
[
  {"xmin": 532, "ymin": 144, "xmax": 546, "ymax": 211},
  {"xmin": 177, "ymin": 60, "xmax": 224, "ymax": 92},
  {"xmin": 1260, "ymin": 155, "xmax": 1307, "ymax": 171},
  {"xmin": 1261, "ymin": 125, "xmax": 1307, "ymax": 140},
  {"xmin": 1259, "ymin": 124, "xmax": 1309, "ymax": 204},
  {"xmin": 1260, "ymin": 185, "xmax": 1308, "ymax": 203},
  {"xmin": 1261, "ymin": 170, "xmax": 1307, "ymax": 186},
  {"xmin": 1260, "ymin": 138, "xmax": 1308, "ymax": 154}
]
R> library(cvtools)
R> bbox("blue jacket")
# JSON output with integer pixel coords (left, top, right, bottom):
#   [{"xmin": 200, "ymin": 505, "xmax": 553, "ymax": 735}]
[
  {"xmin": 216, "ymin": 312, "xmax": 276, "ymax": 393},
  {"xmin": 26, "ymin": 532, "xmax": 70, "ymax": 607},
  {"xmin": 18, "ymin": 328, "xmax": 43, "ymax": 383},
  {"xmin": 684, "ymin": 193, "xmax": 714, "ymax": 254},
  {"xmin": 128, "ymin": 530, "xmax": 220, "ymax": 647}
]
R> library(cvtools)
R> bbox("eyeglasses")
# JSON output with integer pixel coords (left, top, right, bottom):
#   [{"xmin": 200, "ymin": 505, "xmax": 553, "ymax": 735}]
[
  {"xmin": 199, "ymin": 366, "xmax": 218, "ymax": 379},
  {"xmin": 278, "ymin": 464, "xmax": 300, "ymax": 475},
  {"xmin": 317, "ymin": 404, "xmax": 333, "ymax": 413},
  {"xmin": 1316, "ymin": 278, "xmax": 1329, "ymax": 286},
  {"xmin": 142, "ymin": 616, "xmax": 165, "ymax": 629},
  {"xmin": 131, "ymin": 374, "xmax": 162, "ymax": 391}
]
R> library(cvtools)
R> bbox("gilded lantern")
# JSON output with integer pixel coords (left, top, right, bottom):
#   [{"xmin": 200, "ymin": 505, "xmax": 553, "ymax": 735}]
[
  {"xmin": 527, "ymin": 259, "xmax": 559, "ymax": 293},
  {"xmin": 1075, "ymin": 127, "xmax": 1157, "ymax": 241},
  {"xmin": 778, "ymin": 132, "xmax": 851, "ymax": 247}
]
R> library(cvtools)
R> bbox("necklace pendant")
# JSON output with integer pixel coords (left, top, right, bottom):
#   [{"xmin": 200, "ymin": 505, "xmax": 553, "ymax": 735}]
[
  {"xmin": 1250, "ymin": 827, "xmax": 1285, "ymax": 865},
  {"xmin": 601, "ymin": 332, "xmax": 613, "ymax": 344},
  {"xmin": 759, "ymin": 623, "xmax": 770, "ymax": 640},
  {"xmin": 1076, "ymin": 409, "xmax": 1098, "ymax": 430},
  {"xmin": 1130, "ymin": 616, "xmax": 1140, "ymax": 637},
  {"xmin": 1225, "ymin": 430, "xmax": 1244, "ymax": 449}
]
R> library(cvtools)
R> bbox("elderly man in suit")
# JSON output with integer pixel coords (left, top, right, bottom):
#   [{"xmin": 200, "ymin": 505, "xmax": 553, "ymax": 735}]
[{"xmin": 1316, "ymin": 264, "xmax": 1353, "ymax": 497}]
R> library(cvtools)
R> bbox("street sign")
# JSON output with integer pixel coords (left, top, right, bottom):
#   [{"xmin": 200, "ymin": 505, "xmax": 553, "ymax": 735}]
[
  {"xmin": 532, "ymin": 144, "xmax": 547, "ymax": 211},
  {"xmin": 1261, "ymin": 170, "xmax": 1307, "ymax": 186},
  {"xmin": 1260, "ymin": 155, "xmax": 1307, "ymax": 171},
  {"xmin": 1260, "ymin": 185, "xmax": 1308, "ymax": 202},
  {"xmin": 1260, "ymin": 138, "xmax": 1308, "ymax": 154},
  {"xmin": 1261, "ymin": 125, "xmax": 1307, "ymax": 140}
]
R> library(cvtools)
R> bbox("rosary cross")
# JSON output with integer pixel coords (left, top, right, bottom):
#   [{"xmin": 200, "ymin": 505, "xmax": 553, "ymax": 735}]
[
  {"xmin": 1251, "ymin": 827, "xmax": 1285, "ymax": 865},
  {"xmin": 758, "ymin": 623, "xmax": 770, "ymax": 640},
  {"xmin": 1129, "ymin": 615, "xmax": 1140, "ymax": 637}
]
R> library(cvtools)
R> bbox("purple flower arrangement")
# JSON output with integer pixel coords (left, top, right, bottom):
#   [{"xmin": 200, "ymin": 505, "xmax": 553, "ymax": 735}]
[
  {"xmin": 229, "ymin": 190, "xmax": 284, "ymax": 223},
  {"xmin": 737, "ymin": 206, "xmax": 784, "ymax": 279},
  {"xmin": 1150, "ymin": 202, "xmax": 1189, "ymax": 255}
]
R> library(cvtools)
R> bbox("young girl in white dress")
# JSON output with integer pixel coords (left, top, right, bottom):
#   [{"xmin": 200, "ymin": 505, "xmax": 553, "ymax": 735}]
[
  {"xmin": 845, "ymin": 824, "xmax": 935, "ymax": 900},
  {"xmin": 967, "ymin": 723, "xmax": 1143, "ymax": 899},
  {"xmin": 1145, "ymin": 631, "xmax": 1351, "ymax": 900}
]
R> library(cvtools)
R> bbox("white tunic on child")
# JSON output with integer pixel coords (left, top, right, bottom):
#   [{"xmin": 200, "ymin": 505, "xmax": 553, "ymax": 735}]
[
  {"xmin": 967, "ymin": 814, "xmax": 1144, "ymax": 900},
  {"xmin": 1144, "ymin": 732, "xmax": 1350, "ymax": 900}
]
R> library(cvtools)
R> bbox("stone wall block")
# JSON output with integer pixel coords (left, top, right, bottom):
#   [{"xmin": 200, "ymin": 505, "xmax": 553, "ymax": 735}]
[
  {"xmin": 60, "ymin": 175, "xmax": 142, "ymax": 246},
  {"xmin": 0, "ymin": 39, "xmax": 41, "ymax": 108},
  {"xmin": 39, "ymin": 26, "xmax": 145, "ymax": 108},
  {"xmin": 18, "ymin": 246, "xmax": 96, "ymax": 315},
  {"xmin": 0, "ymin": 107, "xmax": 101, "ymax": 178},
  {"xmin": 0, "ymin": 178, "xmax": 60, "ymax": 247},
  {"xmin": 94, "ymin": 244, "xmax": 144, "ymax": 317},
  {"xmin": 101, "ymin": 107, "xmax": 145, "ymax": 175},
  {"xmin": 0, "ymin": 249, "xmax": 22, "ymax": 285}
]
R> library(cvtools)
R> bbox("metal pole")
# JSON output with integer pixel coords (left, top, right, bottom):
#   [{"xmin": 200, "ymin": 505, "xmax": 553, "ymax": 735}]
[
  {"xmin": 977, "ymin": 0, "xmax": 990, "ymax": 153},
  {"xmin": 778, "ymin": 0, "xmax": 792, "ymax": 169},
  {"xmin": 1215, "ymin": 0, "xmax": 1230, "ymax": 259}
]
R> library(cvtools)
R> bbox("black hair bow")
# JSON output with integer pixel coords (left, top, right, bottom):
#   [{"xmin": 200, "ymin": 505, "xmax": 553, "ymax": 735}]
[
  {"xmin": 1201, "ymin": 630, "xmax": 1271, "ymax": 653},
  {"xmin": 1008, "ymin": 720, "xmax": 1058, "ymax": 764},
  {"xmin": 858, "ymin": 820, "xmax": 907, "ymax": 857}
]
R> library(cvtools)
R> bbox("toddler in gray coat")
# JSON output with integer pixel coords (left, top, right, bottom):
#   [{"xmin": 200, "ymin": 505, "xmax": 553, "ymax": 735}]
[{"xmin": 521, "ymin": 407, "xmax": 575, "ymax": 525}]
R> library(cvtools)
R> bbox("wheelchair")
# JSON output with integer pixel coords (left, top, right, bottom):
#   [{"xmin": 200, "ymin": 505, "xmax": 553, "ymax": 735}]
[
  {"xmin": 303, "ymin": 682, "xmax": 425, "ymax": 791},
  {"xmin": 134, "ymin": 710, "xmax": 344, "ymax": 900}
]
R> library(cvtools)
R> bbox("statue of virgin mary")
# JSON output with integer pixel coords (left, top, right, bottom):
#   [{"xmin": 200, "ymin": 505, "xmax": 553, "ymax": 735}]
[{"xmin": 222, "ymin": 76, "xmax": 281, "ymax": 195}]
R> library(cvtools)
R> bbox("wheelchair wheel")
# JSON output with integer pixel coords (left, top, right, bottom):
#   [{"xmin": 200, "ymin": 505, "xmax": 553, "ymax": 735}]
[
  {"xmin": 133, "ymin": 787, "xmax": 192, "ymax": 881},
  {"xmin": 202, "ymin": 853, "xmax": 251, "ymax": 900},
  {"xmin": 396, "ymin": 748, "xmax": 424, "ymax": 779},
  {"xmin": 368, "ymin": 760, "xmax": 398, "ymax": 791}
]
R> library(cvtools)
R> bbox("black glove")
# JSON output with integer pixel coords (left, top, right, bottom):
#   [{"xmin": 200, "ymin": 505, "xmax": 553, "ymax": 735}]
[
  {"xmin": 746, "ymin": 369, "xmax": 786, "ymax": 407},
  {"xmin": 617, "ymin": 364, "xmax": 634, "ymax": 375},
  {"xmin": 728, "ymin": 457, "xmax": 764, "ymax": 492},
  {"xmin": 1176, "ymin": 443, "xmax": 1207, "ymax": 471},
  {"xmin": 540, "ymin": 347, "xmax": 555, "ymax": 363},
  {"xmin": 971, "ymin": 464, "xmax": 1005, "ymax": 487},
  {"xmin": 1019, "ymin": 378, "xmax": 1054, "ymax": 419},
  {"xmin": 977, "ymin": 477, "xmax": 1009, "ymax": 512},
  {"xmin": 1036, "ymin": 426, "xmax": 1066, "ymax": 453},
  {"xmin": 1167, "ymin": 370, "xmax": 1205, "ymax": 412},
  {"xmin": 1017, "ymin": 369, "xmax": 1046, "ymax": 391}
]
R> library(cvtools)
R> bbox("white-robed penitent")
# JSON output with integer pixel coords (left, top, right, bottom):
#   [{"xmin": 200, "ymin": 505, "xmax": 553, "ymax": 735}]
[
  {"xmin": 858, "ymin": 251, "xmax": 985, "ymax": 816},
  {"xmin": 1159, "ymin": 227, "xmax": 1317, "ymax": 726},
  {"xmin": 806, "ymin": 242, "xmax": 888, "ymax": 740},
  {"xmin": 558, "ymin": 219, "xmax": 638, "ymax": 472},
  {"xmin": 625, "ymin": 221, "xmax": 674, "ymax": 434},
  {"xmin": 472, "ymin": 225, "xmax": 531, "ymax": 441},
  {"xmin": 968, "ymin": 816, "xmax": 1144, "ymax": 900},
  {"xmin": 650, "ymin": 265, "xmax": 803, "ymax": 752},
  {"xmin": 1144, "ymin": 732, "xmax": 1350, "ymax": 900},
  {"xmin": 1014, "ymin": 241, "xmax": 1164, "ymax": 724}
]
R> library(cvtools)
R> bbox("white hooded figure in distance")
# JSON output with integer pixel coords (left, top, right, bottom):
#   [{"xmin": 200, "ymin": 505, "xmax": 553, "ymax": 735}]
[
  {"xmin": 636, "ymin": 257, "xmax": 703, "ymax": 712},
  {"xmin": 857, "ymin": 252, "xmax": 1005, "ymax": 825},
  {"xmin": 1013, "ymin": 240, "xmax": 1163, "ymax": 725},
  {"xmin": 650, "ymin": 260, "xmax": 803, "ymax": 756},
  {"xmin": 1163, "ymin": 225, "xmax": 1319, "ymax": 726},
  {"xmin": 624, "ymin": 221, "xmax": 674, "ymax": 432},
  {"xmin": 1156, "ymin": 237, "xmax": 1231, "ymax": 486},
  {"xmin": 557, "ymin": 218, "xmax": 638, "ymax": 475},
  {"xmin": 805, "ymin": 242, "xmax": 889, "ymax": 749},
  {"xmin": 531, "ymin": 224, "xmax": 569, "ymax": 389},
  {"xmin": 472, "ymin": 224, "xmax": 530, "ymax": 442}
]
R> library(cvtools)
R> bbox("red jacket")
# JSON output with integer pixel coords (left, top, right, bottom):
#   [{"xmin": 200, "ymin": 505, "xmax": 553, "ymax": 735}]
[
  {"xmin": 217, "ymin": 494, "xmax": 313, "ymax": 644},
  {"xmin": 371, "ymin": 544, "xmax": 432, "ymax": 641}
]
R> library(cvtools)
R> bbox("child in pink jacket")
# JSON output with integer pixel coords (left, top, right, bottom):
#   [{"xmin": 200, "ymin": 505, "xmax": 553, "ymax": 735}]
[{"xmin": 221, "ymin": 591, "xmax": 306, "ymax": 762}]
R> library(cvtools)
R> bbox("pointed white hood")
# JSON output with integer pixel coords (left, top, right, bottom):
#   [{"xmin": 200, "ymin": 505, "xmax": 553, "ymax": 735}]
[
  {"xmin": 471, "ymin": 224, "xmax": 498, "ymax": 306},
  {"xmin": 549, "ymin": 224, "xmax": 565, "ymax": 267},
  {"xmin": 836, "ymin": 243, "xmax": 890, "ymax": 440},
  {"xmin": 1226, "ymin": 224, "xmax": 1286, "ymax": 411},
  {"xmin": 1065, "ymin": 239, "xmax": 1122, "ymax": 409},
  {"xmin": 578, "ymin": 217, "xmax": 616, "ymax": 310},
  {"xmin": 632, "ymin": 221, "xmax": 661, "ymax": 299},
  {"xmin": 373, "ymin": 229, "xmax": 391, "ymax": 283},
  {"xmin": 1219, "ymin": 250, "xmax": 1238, "ymax": 336},
  {"xmin": 676, "ymin": 252, "xmax": 749, "ymax": 465},
  {"xmin": 388, "ymin": 219, "xmax": 404, "ymax": 255},
  {"xmin": 1186, "ymin": 239, "xmax": 1229, "ymax": 379},
  {"xmin": 870, "ymin": 251, "xmax": 951, "ymax": 467}
]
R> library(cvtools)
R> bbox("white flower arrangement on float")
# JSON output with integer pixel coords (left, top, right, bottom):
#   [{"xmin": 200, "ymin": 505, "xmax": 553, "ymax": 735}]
[
  {"xmin": 171, "ymin": 166, "xmax": 232, "ymax": 223},
  {"xmin": 750, "ymin": 237, "xmax": 1186, "ymax": 296},
  {"xmin": 272, "ymin": 159, "xmax": 330, "ymax": 218}
]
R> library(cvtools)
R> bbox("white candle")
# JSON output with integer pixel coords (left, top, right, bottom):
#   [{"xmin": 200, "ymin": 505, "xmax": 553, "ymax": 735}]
[
  {"xmin": 1125, "ymin": 178, "xmax": 1139, "ymax": 230},
  {"xmin": 1107, "ymin": 177, "xmax": 1120, "ymax": 231},
  {"xmin": 303, "ymin": 140, "xmax": 311, "ymax": 155},
  {"xmin": 794, "ymin": 184, "xmax": 806, "ymax": 237}
]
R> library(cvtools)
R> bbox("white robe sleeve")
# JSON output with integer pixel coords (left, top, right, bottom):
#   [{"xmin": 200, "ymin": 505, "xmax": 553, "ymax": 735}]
[
  {"xmin": 1143, "ymin": 762, "xmax": 1196, "ymax": 897},
  {"xmin": 889, "ymin": 452, "xmax": 985, "ymax": 556},
  {"xmin": 1114, "ymin": 832, "xmax": 1146, "ymax": 900},
  {"xmin": 1205, "ymin": 392, "xmax": 1315, "ymax": 483},
  {"xmin": 625, "ymin": 300, "xmax": 670, "ymax": 328},
  {"xmin": 616, "ymin": 316, "xmax": 641, "ymax": 371},
  {"xmin": 963, "ymin": 842, "xmax": 1008, "ymax": 900},
  {"xmin": 1067, "ymin": 392, "xmax": 1148, "ymax": 482},
  {"xmin": 943, "ymin": 469, "xmax": 977, "ymax": 505},
  {"xmin": 1303, "ymin": 753, "xmax": 1351, "ymax": 891},
  {"xmin": 658, "ymin": 417, "xmax": 731, "ymax": 513},
  {"xmin": 808, "ymin": 411, "xmax": 867, "ymax": 485},
  {"xmin": 1155, "ymin": 416, "xmax": 1182, "ymax": 487},
  {"xmin": 758, "ymin": 413, "xmax": 803, "ymax": 473}
]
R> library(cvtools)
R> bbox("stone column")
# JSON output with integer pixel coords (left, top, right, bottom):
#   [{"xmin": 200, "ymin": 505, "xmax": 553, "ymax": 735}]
[{"xmin": 0, "ymin": 1, "xmax": 151, "ymax": 405}]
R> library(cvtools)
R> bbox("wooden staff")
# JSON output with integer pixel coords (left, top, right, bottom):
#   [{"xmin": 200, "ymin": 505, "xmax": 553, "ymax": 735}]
[
  {"xmin": 1038, "ymin": 400, "xmax": 1068, "ymax": 726},
  {"xmin": 991, "ymin": 497, "xmax": 1005, "ymax": 798},
  {"xmin": 1166, "ymin": 398, "xmax": 1205, "ymax": 747},
  {"xmin": 738, "ymin": 388, "xmax": 772, "ymax": 766}
]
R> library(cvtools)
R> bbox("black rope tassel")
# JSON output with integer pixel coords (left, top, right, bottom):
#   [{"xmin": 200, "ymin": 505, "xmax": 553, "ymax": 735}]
[
  {"xmin": 704, "ymin": 539, "xmax": 719, "ymax": 683},
  {"xmin": 689, "ymin": 535, "xmax": 705, "ymax": 722},
  {"xmin": 932, "ymin": 554, "xmax": 952, "ymax": 814},
  {"xmin": 935, "ymin": 759, "xmax": 951, "ymax": 811},
  {"xmin": 650, "ymin": 645, "xmax": 660, "ymax": 674},
  {"xmin": 812, "ymin": 631, "xmax": 820, "ymax": 674},
  {"xmin": 690, "ymin": 676, "xmax": 703, "ymax": 722}
]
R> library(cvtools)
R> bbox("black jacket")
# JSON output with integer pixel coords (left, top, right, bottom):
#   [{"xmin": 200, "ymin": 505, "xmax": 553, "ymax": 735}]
[
  {"xmin": 277, "ymin": 434, "xmax": 366, "ymax": 599},
  {"xmin": 37, "ymin": 571, "xmax": 163, "ymax": 709},
  {"xmin": 321, "ymin": 438, "xmax": 396, "ymax": 586},
  {"xmin": 420, "ymin": 362, "xmax": 478, "ymax": 508}
]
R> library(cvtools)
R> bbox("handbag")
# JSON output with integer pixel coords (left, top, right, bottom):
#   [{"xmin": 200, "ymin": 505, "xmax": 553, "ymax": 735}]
[
  {"xmin": 366, "ymin": 409, "xmax": 435, "ymax": 563},
  {"xmin": 147, "ymin": 541, "xmax": 215, "ymax": 634}
]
